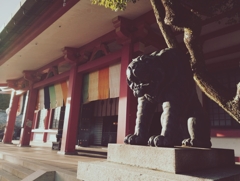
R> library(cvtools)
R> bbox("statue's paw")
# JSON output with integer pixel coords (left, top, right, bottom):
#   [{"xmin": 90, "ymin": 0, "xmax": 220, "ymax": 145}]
[
  {"xmin": 124, "ymin": 134, "xmax": 132, "ymax": 144},
  {"xmin": 148, "ymin": 135, "xmax": 157, "ymax": 146},
  {"xmin": 153, "ymin": 135, "xmax": 174, "ymax": 147},
  {"xmin": 124, "ymin": 134, "xmax": 148, "ymax": 145},
  {"xmin": 182, "ymin": 138, "xmax": 212, "ymax": 148}
]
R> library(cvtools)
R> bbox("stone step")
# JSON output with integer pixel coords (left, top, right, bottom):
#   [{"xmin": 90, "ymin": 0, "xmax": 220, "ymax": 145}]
[
  {"xmin": 77, "ymin": 160, "xmax": 240, "ymax": 181},
  {"xmin": 22, "ymin": 170, "xmax": 55, "ymax": 181},
  {"xmin": 0, "ymin": 169, "xmax": 21, "ymax": 181},
  {"xmin": 107, "ymin": 144, "xmax": 235, "ymax": 173},
  {"xmin": 1, "ymin": 162, "xmax": 35, "ymax": 179}
]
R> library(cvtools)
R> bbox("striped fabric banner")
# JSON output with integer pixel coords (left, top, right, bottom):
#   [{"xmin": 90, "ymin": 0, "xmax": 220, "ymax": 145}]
[
  {"xmin": 55, "ymin": 83, "xmax": 63, "ymax": 107},
  {"xmin": 36, "ymin": 80, "xmax": 68, "ymax": 110},
  {"xmin": 109, "ymin": 63, "xmax": 121, "ymax": 98},
  {"xmin": 82, "ymin": 63, "xmax": 121, "ymax": 103},
  {"xmin": 88, "ymin": 71, "xmax": 99, "ymax": 102},
  {"xmin": 98, "ymin": 67, "xmax": 109, "ymax": 99},
  {"xmin": 44, "ymin": 86, "xmax": 50, "ymax": 109},
  {"xmin": 61, "ymin": 81, "xmax": 68, "ymax": 105},
  {"xmin": 82, "ymin": 74, "xmax": 89, "ymax": 103},
  {"xmin": 38, "ymin": 88, "xmax": 45, "ymax": 110},
  {"xmin": 49, "ymin": 85, "xmax": 56, "ymax": 109}
]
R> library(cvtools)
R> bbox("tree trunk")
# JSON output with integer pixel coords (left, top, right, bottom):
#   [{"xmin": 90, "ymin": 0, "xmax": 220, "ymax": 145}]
[
  {"xmin": 150, "ymin": 0, "xmax": 179, "ymax": 49},
  {"xmin": 150, "ymin": 0, "xmax": 240, "ymax": 123}
]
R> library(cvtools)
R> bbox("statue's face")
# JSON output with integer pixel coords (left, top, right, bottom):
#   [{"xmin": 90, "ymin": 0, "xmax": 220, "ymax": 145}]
[
  {"xmin": 126, "ymin": 55, "xmax": 165, "ymax": 99},
  {"xmin": 126, "ymin": 60, "xmax": 152, "ymax": 97}
]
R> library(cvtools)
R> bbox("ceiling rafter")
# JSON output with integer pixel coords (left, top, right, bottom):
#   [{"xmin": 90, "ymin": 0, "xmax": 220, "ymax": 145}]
[
  {"xmin": 202, "ymin": 23, "xmax": 240, "ymax": 41},
  {"xmin": 205, "ymin": 43, "xmax": 240, "ymax": 60},
  {"xmin": 207, "ymin": 56, "xmax": 240, "ymax": 72}
]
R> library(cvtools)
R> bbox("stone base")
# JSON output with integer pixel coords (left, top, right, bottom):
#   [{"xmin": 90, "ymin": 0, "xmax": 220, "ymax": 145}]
[
  {"xmin": 78, "ymin": 160, "xmax": 240, "ymax": 181},
  {"xmin": 107, "ymin": 144, "xmax": 235, "ymax": 173},
  {"xmin": 77, "ymin": 144, "xmax": 240, "ymax": 181}
]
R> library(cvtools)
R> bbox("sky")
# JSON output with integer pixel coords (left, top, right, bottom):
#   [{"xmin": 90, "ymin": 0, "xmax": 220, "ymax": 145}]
[{"xmin": 0, "ymin": 0, "xmax": 23, "ymax": 32}]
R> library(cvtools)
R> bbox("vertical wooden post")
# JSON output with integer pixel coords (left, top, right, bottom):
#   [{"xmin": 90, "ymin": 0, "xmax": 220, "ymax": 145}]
[
  {"xmin": 58, "ymin": 65, "xmax": 82, "ymax": 154},
  {"xmin": 43, "ymin": 109, "xmax": 51, "ymax": 142},
  {"xmin": 117, "ymin": 42, "xmax": 137, "ymax": 143},
  {"xmin": 19, "ymin": 88, "xmax": 38, "ymax": 147},
  {"xmin": 2, "ymin": 91, "xmax": 20, "ymax": 143},
  {"xmin": 30, "ymin": 110, "xmax": 39, "ymax": 141}
]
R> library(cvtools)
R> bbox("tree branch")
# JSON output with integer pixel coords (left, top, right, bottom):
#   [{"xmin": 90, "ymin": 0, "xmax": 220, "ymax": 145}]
[
  {"xmin": 150, "ymin": 0, "xmax": 179, "ymax": 49},
  {"xmin": 150, "ymin": 0, "xmax": 240, "ymax": 123}
]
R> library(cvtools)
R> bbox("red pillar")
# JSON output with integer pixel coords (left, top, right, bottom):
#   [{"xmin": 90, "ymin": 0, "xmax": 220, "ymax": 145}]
[
  {"xmin": 117, "ymin": 42, "xmax": 137, "ymax": 143},
  {"xmin": 43, "ymin": 109, "xmax": 51, "ymax": 142},
  {"xmin": 2, "ymin": 91, "xmax": 20, "ymax": 143},
  {"xmin": 58, "ymin": 65, "xmax": 82, "ymax": 154},
  {"xmin": 19, "ymin": 88, "xmax": 38, "ymax": 147},
  {"xmin": 30, "ymin": 110, "xmax": 38, "ymax": 141}
]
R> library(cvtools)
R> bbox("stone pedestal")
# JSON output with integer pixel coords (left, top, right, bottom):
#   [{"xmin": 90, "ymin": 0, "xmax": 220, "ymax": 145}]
[{"xmin": 77, "ymin": 144, "xmax": 240, "ymax": 181}]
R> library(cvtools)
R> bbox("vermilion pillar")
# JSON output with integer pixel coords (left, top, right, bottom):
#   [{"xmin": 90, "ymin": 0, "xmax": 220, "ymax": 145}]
[
  {"xmin": 43, "ymin": 109, "xmax": 51, "ymax": 142},
  {"xmin": 19, "ymin": 88, "xmax": 38, "ymax": 147},
  {"xmin": 117, "ymin": 42, "xmax": 137, "ymax": 143},
  {"xmin": 58, "ymin": 65, "xmax": 82, "ymax": 154},
  {"xmin": 2, "ymin": 91, "xmax": 20, "ymax": 144}
]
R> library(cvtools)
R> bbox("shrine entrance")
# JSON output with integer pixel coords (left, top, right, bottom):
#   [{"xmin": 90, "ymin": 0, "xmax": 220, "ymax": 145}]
[{"xmin": 78, "ymin": 98, "xmax": 118, "ymax": 147}]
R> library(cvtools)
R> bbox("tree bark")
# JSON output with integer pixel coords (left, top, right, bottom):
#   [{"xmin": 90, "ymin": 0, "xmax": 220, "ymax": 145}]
[
  {"xmin": 150, "ymin": 0, "xmax": 240, "ymax": 123},
  {"xmin": 150, "ymin": 0, "xmax": 179, "ymax": 49}
]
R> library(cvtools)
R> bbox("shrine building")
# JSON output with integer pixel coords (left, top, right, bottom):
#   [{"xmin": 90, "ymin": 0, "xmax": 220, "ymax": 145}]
[{"xmin": 0, "ymin": 0, "xmax": 239, "ymax": 162}]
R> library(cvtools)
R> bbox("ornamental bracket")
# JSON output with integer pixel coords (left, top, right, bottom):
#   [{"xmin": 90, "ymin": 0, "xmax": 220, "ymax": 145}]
[
  {"xmin": 63, "ymin": 47, "xmax": 89, "ymax": 64},
  {"xmin": 112, "ymin": 16, "xmax": 134, "ymax": 45}
]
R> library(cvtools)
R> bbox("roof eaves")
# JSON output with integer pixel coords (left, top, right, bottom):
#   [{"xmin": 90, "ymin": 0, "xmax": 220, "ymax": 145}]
[{"xmin": 0, "ymin": 0, "xmax": 54, "ymax": 60}]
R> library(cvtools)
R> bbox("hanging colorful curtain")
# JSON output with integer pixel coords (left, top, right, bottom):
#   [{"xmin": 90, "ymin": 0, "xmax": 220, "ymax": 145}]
[
  {"xmin": 82, "ymin": 63, "xmax": 121, "ymax": 104},
  {"xmin": 88, "ymin": 71, "xmax": 99, "ymax": 102},
  {"xmin": 36, "ymin": 80, "xmax": 68, "ymax": 110},
  {"xmin": 109, "ymin": 63, "xmax": 121, "ymax": 98},
  {"xmin": 37, "ymin": 88, "xmax": 45, "ymax": 110},
  {"xmin": 61, "ymin": 81, "xmax": 68, "ymax": 105},
  {"xmin": 82, "ymin": 74, "xmax": 89, "ymax": 103},
  {"xmin": 44, "ymin": 86, "xmax": 50, "ymax": 109},
  {"xmin": 55, "ymin": 83, "xmax": 63, "ymax": 107},
  {"xmin": 98, "ymin": 67, "xmax": 109, "ymax": 99},
  {"xmin": 49, "ymin": 85, "xmax": 56, "ymax": 109}
]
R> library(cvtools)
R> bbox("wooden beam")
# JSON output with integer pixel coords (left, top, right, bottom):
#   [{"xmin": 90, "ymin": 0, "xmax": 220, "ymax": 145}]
[
  {"xmin": 202, "ymin": 23, "xmax": 240, "ymax": 41},
  {"xmin": 0, "ymin": 83, "xmax": 8, "ymax": 87},
  {"xmin": 112, "ymin": 16, "xmax": 133, "ymax": 45},
  {"xmin": 207, "ymin": 57, "xmax": 240, "ymax": 72},
  {"xmin": 78, "ymin": 50, "xmax": 121, "ymax": 73},
  {"xmin": 205, "ymin": 43, "xmax": 240, "ymax": 60},
  {"xmin": 35, "ymin": 56, "xmax": 66, "ymax": 73},
  {"xmin": 33, "ymin": 70, "xmax": 69, "ymax": 89},
  {"xmin": 79, "ymin": 30, "xmax": 117, "ymax": 52}
]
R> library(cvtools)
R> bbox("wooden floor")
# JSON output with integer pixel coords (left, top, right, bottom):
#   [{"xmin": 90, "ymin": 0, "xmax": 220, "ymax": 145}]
[{"xmin": 0, "ymin": 140, "xmax": 107, "ymax": 173}]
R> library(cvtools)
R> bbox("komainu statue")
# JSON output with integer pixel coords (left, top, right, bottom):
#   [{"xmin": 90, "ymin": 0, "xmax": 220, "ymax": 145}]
[{"xmin": 124, "ymin": 48, "xmax": 211, "ymax": 148}]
